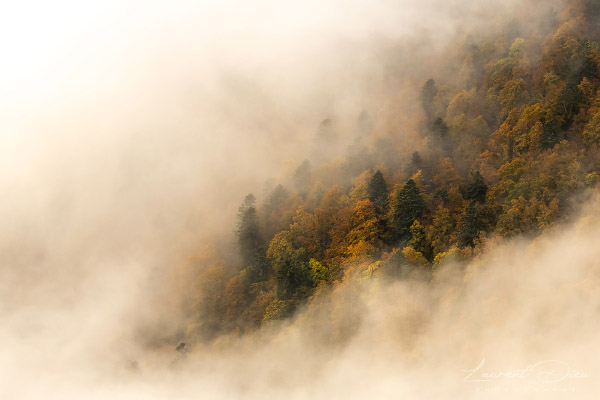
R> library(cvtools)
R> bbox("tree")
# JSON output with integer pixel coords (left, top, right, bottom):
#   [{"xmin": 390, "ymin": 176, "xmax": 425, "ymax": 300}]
[
  {"xmin": 462, "ymin": 171, "xmax": 488, "ymax": 203},
  {"xmin": 262, "ymin": 299, "xmax": 291, "ymax": 322},
  {"xmin": 554, "ymin": 82, "xmax": 580, "ymax": 125},
  {"xmin": 583, "ymin": 107, "xmax": 600, "ymax": 145},
  {"xmin": 293, "ymin": 160, "xmax": 311, "ymax": 197},
  {"xmin": 408, "ymin": 151, "xmax": 423, "ymax": 176},
  {"xmin": 390, "ymin": 179, "xmax": 427, "ymax": 242},
  {"xmin": 458, "ymin": 202, "xmax": 484, "ymax": 248},
  {"xmin": 498, "ymin": 78, "xmax": 529, "ymax": 112},
  {"xmin": 367, "ymin": 170, "xmax": 389, "ymax": 214},
  {"xmin": 428, "ymin": 205, "xmax": 455, "ymax": 255},
  {"xmin": 246, "ymin": 252, "xmax": 271, "ymax": 284},
  {"xmin": 429, "ymin": 117, "xmax": 450, "ymax": 153},
  {"xmin": 541, "ymin": 119, "xmax": 562, "ymax": 149},
  {"xmin": 290, "ymin": 206, "xmax": 321, "ymax": 259},
  {"xmin": 433, "ymin": 158, "xmax": 464, "ymax": 189},
  {"xmin": 267, "ymin": 231, "xmax": 311, "ymax": 299},
  {"xmin": 263, "ymin": 184, "xmax": 294, "ymax": 239},
  {"xmin": 316, "ymin": 185, "xmax": 347, "ymax": 255},
  {"xmin": 420, "ymin": 79, "xmax": 438, "ymax": 122},
  {"xmin": 430, "ymin": 117, "xmax": 448, "ymax": 141},
  {"xmin": 237, "ymin": 194, "xmax": 264, "ymax": 267},
  {"xmin": 309, "ymin": 258, "xmax": 330, "ymax": 286},
  {"xmin": 222, "ymin": 273, "xmax": 247, "ymax": 326},
  {"xmin": 408, "ymin": 220, "xmax": 432, "ymax": 261},
  {"xmin": 344, "ymin": 199, "xmax": 383, "ymax": 260}
]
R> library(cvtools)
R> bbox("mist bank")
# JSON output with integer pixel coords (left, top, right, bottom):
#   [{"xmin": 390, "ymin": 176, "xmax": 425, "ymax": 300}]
[{"xmin": 3, "ymin": 196, "xmax": 600, "ymax": 399}]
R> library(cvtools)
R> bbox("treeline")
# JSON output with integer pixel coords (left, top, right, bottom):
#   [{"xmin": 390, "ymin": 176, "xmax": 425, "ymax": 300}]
[{"xmin": 181, "ymin": 0, "xmax": 600, "ymax": 341}]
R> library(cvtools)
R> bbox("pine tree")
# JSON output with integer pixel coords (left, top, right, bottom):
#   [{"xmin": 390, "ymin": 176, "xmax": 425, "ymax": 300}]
[
  {"xmin": 236, "ymin": 194, "xmax": 264, "ymax": 268},
  {"xmin": 541, "ymin": 119, "xmax": 561, "ymax": 149},
  {"xmin": 462, "ymin": 171, "xmax": 488, "ymax": 203},
  {"xmin": 367, "ymin": 170, "xmax": 389, "ymax": 214},
  {"xmin": 420, "ymin": 79, "xmax": 438, "ymax": 122},
  {"xmin": 293, "ymin": 160, "xmax": 311, "ymax": 197},
  {"xmin": 458, "ymin": 201, "xmax": 484, "ymax": 248},
  {"xmin": 429, "ymin": 118, "xmax": 450, "ymax": 154},
  {"xmin": 391, "ymin": 179, "xmax": 426, "ymax": 242},
  {"xmin": 430, "ymin": 118, "xmax": 448, "ymax": 140}
]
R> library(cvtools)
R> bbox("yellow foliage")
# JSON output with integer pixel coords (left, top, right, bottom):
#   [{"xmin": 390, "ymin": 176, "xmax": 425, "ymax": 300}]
[
  {"xmin": 290, "ymin": 206, "xmax": 320, "ymax": 258},
  {"xmin": 447, "ymin": 89, "xmax": 476, "ymax": 122},
  {"xmin": 433, "ymin": 247, "xmax": 460, "ymax": 266},
  {"xmin": 361, "ymin": 261, "xmax": 383, "ymax": 280},
  {"xmin": 401, "ymin": 246, "xmax": 428, "ymax": 267},
  {"xmin": 433, "ymin": 158, "xmax": 464, "ymax": 189},
  {"xmin": 583, "ymin": 106, "xmax": 600, "ymax": 145},
  {"xmin": 409, "ymin": 170, "xmax": 426, "ymax": 192}
]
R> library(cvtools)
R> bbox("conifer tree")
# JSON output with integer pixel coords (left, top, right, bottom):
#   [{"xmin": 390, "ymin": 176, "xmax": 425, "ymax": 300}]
[
  {"xmin": 462, "ymin": 171, "xmax": 488, "ymax": 203},
  {"xmin": 367, "ymin": 170, "xmax": 389, "ymax": 214},
  {"xmin": 237, "ymin": 194, "xmax": 264, "ymax": 268},
  {"xmin": 420, "ymin": 79, "xmax": 438, "ymax": 122},
  {"xmin": 293, "ymin": 160, "xmax": 312, "ymax": 197},
  {"xmin": 410, "ymin": 151, "xmax": 423, "ymax": 173},
  {"xmin": 391, "ymin": 179, "xmax": 426, "ymax": 242},
  {"xmin": 458, "ymin": 201, "xmax": 484, "ymax": 248},
  {"xmin": 429, "ymin": 118, "xmax": 450, "ymax": 154}
]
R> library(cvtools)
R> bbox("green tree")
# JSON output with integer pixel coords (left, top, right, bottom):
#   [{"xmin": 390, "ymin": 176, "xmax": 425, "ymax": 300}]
[
  {"xmin": 408, "ymin": 151, "xmax": 423, "ymax": 175},
  {"xmin": 429, "ymin": 118, "xmax": 450, "ymax": 153},
  {"xmin": 267, "ymin": 231, "xmax": 311, "ymax": 299},
  {"xmin": 237, "ymin": 194, "xmax": 264, "ymax": 267},
  {"xmin": 541, "ymin": 119, "xmax": 562, "ymax": 149},
  {"xmin": 462, "ymin": 171, "xmax": 488, "ymax": 203},
  {"xmin": 246, "ymin": 252, "xmax": 271, "ymax": 284},
  {"xmin": 421, "ymin": 79, "xmax": 438, "ymax": 122},
  {"xmin": 290, "ymin": 206, "xmax": 321, "ymax": 259},
  {"xmin": 408, "ymin": 220, "xmax": 433, "ymax": 261},
  {"xmin": 367, "ymin": 170, "xmax": 389, "ymax": 214},
  {"xmin": 391, "ymin": 179, "xmax": 427, "ymax": 242},
  {"xmin": 309, "ymin": 258, "xmax": 330, "ymax": 286},
  {"xmin": 430, "ymin": 117, "xmax": 448, "ymax": 141},
  {"xmin": 458, "ymin": 202, "xmax": 484, "ymax": 248},
  {"xmin": 293, "ymin": 160, "xmax": 311, "ymax": 197}
]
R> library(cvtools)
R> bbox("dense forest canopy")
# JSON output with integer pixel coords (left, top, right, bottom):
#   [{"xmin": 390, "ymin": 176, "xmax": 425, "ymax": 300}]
[{"xmin": 175, "ymin": 0, "xmax": 600, "ymax": 345}]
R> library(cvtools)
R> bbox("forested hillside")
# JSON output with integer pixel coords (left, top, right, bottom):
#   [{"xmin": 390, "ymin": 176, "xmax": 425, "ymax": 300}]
[{"xmin": 178, "ymin": 0, "xmax": 600, "ymax": 343}]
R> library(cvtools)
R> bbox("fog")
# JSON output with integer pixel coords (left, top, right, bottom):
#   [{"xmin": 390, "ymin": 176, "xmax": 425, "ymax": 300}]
[{"xmin": 1, "ymin": 0, "xmax": 597, "ymax": 398}]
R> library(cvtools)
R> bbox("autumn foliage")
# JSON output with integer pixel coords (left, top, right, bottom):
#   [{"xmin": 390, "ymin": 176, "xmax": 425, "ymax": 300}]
[{"xmin": 179, "ymin": 0, "xmax": 600, "ymax": 341}]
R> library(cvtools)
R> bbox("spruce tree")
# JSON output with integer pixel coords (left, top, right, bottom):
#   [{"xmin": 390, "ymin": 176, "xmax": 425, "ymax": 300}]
[
  {"xmin": 420, "ymin": 79, "xmax": 438, "ymax": 122},
  {"xmin": 462, "ymin": 171, "xmax": 488, "ymax": 203},
  {"xmin": 458, "ymin": 201, "xmax": 484, "ymax": 248},
  {"xmin": 429, "ymin": 117, "xmax": 450, "ymax": 154},
  {"xmin": 367, "ymin": 170, "xmax": 389, "ymax": 214},
  {"xmin": 236, "ymin": 194, "xmax": 264, "ymax": 268},
  {"xmin": 391, "ymin": 179, "xmax": 426, "ymax": 242},
  {"xmin": 541, "ymin": 119, "xmax": 561, "ymax": 149},
  {"xmin": 293, "ymin": 160, "xmax": 311, "ymax": 197}
]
